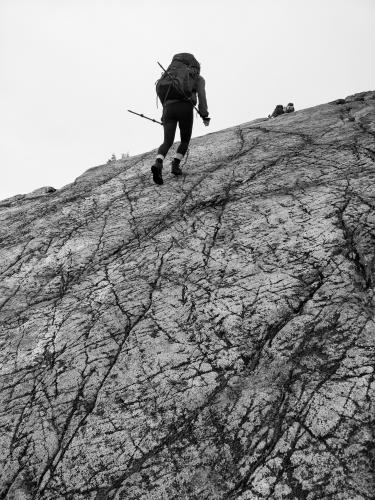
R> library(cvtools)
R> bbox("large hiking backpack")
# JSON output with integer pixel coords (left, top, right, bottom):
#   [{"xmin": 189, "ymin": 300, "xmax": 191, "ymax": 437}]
[
  {"xmin": 271, "ymin": 104, "xmax": 285, "ymax": 118},
  {"xmin": 156, "ymin": 53, "xmax": 200, "ymax": 104}
]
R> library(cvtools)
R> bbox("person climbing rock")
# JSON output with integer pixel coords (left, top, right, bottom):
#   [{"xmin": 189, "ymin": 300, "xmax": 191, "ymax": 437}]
[{"xmin": 151, "ymin": 53, "xmax": 210, "ymax": 185}]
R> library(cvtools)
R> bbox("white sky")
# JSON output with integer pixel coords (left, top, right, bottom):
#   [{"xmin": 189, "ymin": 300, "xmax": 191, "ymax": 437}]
[{"xmin": 1, "ymin": 0, "xmax": 374, "ymax": 200}]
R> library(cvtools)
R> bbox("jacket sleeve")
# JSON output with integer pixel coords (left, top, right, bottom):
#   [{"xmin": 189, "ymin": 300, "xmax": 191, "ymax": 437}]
[{"xmin": 197, "ymin": 76, "xmax": 209, "ymax": 117}]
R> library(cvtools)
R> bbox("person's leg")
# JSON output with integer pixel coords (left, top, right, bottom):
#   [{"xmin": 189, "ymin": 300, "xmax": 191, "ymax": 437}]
[
  {"xmin": 177, "ymin": 103, "xmax": 194, "ymax": 157},
  {"xmin": 158, "ymin": 105, "xmax": 178, "ymax": 158},
  {"xmin": 152, "ymin": 104, "xmax": 178, "ymax": 185},
  {"xmin": 171, "ymin": 102, "xmax": 193, "ymax": 175}
]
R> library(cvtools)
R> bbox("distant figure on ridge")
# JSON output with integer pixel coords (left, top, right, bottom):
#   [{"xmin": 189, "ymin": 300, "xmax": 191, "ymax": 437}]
[
  {"xmin": 285, "ymin": 102, "xmax": 295, "ymax": 113},
  {"xmin": 107, "ymin": 153, "xmax": 117, "ymax": 164},
  {"xmin": 151, "ymin": 53, "xmax": 210, "ymax": 185},
  {"xmin": 268, "ymin": 102, "xmax": 295, "ymax": 118}
]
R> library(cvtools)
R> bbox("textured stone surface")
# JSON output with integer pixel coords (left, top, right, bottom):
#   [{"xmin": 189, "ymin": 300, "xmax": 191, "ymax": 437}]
[
  {"xmin": 25, "ymin": 187, "xmax": 57, "ymax": 198},
  {"xmin": 1, "ymin": 91, "xmax": 375, "ymax": 500}
]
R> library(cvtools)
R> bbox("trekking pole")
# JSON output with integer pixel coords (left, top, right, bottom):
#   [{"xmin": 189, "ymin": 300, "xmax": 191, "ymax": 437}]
[
  {"xmin": 127, "ymin": 109, "xmax": 162, "ymax": 125},
  {"xmin": 157, "ymin": 61, "xmax": 204, "ymax": 119}
]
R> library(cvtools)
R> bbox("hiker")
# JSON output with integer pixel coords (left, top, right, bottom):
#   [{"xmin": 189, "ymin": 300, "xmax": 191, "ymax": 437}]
[
  {"xmin": 268, "ymin": 104, "xmax": 285, "ymax": 119},
  {"xmin": 285, "ymin": 102, "xmax": 295, "ymax": 113},
  {"xmin": 151, "ymin": 53, "xmax": 210, "ymax": 185}
]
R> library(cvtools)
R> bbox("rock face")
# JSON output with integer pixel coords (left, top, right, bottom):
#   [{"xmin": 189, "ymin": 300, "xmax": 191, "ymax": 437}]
[{"xmin": 1, "ymin": 91, "xmax": 375, "ymax": 500}]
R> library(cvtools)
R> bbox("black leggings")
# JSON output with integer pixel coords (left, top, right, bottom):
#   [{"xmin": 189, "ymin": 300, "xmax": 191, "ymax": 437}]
[{"xmin": 158, "ymin": 101, "xmax": 194, "ymax": 157}]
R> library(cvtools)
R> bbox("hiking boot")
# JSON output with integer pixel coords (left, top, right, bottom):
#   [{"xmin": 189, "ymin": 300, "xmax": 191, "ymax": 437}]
[
  {"xmin": 171, "ymin": 159, "xmax": 182, "ymax": 176},
  {"xmin": 151, "ymin": 162, "xmax": 163, "ymax": 185}
]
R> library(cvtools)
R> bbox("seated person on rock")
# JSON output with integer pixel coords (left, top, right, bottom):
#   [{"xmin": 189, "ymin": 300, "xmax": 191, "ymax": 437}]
[{"xmin": 285, "ymin": 102, "xmax": 295, "ymax": 113}]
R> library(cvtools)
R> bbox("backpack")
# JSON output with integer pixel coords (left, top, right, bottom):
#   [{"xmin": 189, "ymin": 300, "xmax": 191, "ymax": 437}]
[
  {"xmin": 156, "ymin": 53, "xmax": 200, "ymax": 104},
  {"xmin": 271, "ymin": 104, "xmax": 285, "ymax": 118}
]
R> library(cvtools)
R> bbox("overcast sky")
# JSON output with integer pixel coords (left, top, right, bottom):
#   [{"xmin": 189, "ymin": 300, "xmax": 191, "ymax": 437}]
[{"xmin": 1, "ymin": 0, "xmax": 374, "ymax": 200}]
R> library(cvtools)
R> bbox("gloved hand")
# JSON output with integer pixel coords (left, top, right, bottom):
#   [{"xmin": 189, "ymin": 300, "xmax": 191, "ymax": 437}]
[{"xmin": 203, "ymin": 116, "xmax": 211, "ymax": 127}]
